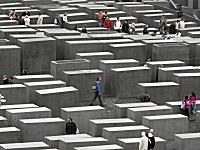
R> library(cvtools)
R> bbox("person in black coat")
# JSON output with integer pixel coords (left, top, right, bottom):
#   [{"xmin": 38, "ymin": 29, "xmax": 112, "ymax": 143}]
[
  {"xmin": 146, "ymin": 129, "xmax": 155, "ymax": 150},
  {"xmin": 169, "ymin": 21, "xmax": 177, "ymax": 34},
  {"xmin": 122, "ymin": 20, "xmax": 129, "ymax": 33},
  {"xmin": 65, "ymin": 117, "xmax": 77, "ymax": 135}
]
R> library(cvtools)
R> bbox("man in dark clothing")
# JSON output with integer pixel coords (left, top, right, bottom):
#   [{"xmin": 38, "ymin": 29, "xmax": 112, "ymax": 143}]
[
  {"xmin": 122, "ymin": 20, "xmax": 129, "ymax": 33},
  {"xmin": 143, "ymin": 25, "xmax": 149, "ymax": 34},
  {"xmin": 21, "ymin": 10, "xmax": 30, "ymax": 17},
  {"xmin": 146, "ymin": 129, "xmax": 156, "ymax": 150},
  {"xmin": 169, "ymin": 22, "xmax": 177, "ymax": 34},
  {"xmin": 65, "ymin": 117, "xmax": 77, "ymax": 135},
  {"xmin": 3, "ymin": 75, "xmax": 9, "ymax": 84}
]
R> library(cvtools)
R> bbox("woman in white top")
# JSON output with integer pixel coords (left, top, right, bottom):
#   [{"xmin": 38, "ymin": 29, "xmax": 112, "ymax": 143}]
[
  {"xmin": 24, "ymin": 15, "xmax": 30, "ymax": 26},
  {"xmin": 139, "ymin": 132, "xmax": 149, "ymax": 150},
  {"xmin": 179, "ymin": 18, "xmax": 185, "ymax": 29},
  {"xmin": 62, "ymin": 11, "xmax": 68, "ymax": 23},
  {"xmin": 114, "ymin": 17, "xmax": 122, "ymax": 33},
  {"xmin": 37, "ymin": 13, "xmax": 43, "ymax": 25}
]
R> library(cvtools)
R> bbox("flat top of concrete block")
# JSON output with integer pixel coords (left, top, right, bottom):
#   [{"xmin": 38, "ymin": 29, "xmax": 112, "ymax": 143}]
[
  {"xmin": 20, "ymin": 117, "xmax": 64, "ymax": 124},
  {"xmin": 24, "ymin": 80, "xmax": 66, "ymax": 86},
  {"xmin": 123, "ymin": 34, "xmax": 163, "ymax": 40},
  {"xmin": 14, "ymin": 74, "xmax": 54, "ymax": 79},
  {"xmin": 0, "ymin": 20, "xmax": 18, "ymax": 23},
  {"xmin": 77, "ymin": 27, "xmax": 107, "ymax": 31},
  {"xmin": 173, "ymin": 72, "xmax": 200, "ymax": 77},
  {"xmin": 0, "ymin": 45, "xmax": 20, "ymax": 49},
  {"xmin": 109, "ymin": 43, "xmax": 145, "ymax": 47},
  {"xmin": 0, "ymin": 142, "xmax": 49, "ymax": 149},
  {"xmin": 124, "ymin": 4, "xmax": 153, "ymax": 7},
  {"xmin": 116, "ymin": 2, "xmax": 142, "ymax": 4},
  {"xmin": 184, "ymin": 38, "xmax": 200, "ymax": 43},
  {"xmin": 18, "ymin": 37, "xmax": 56, "ymax": 42},
  {"xmin": 61, "ymin": 137, "xmax": 108, "ymax": 143},
  {"xmin": 46, "ymin": 134, "xmax": 91, "ymax": 140},
  {"xmin": 166, "ymin": 100, "xmax": 200, "ymax": 106},
  {"xmin": 6, "ymin": 107, "xmax": 51, "ymax": 114},
  {"xmin": 142, "ymin": 39, "xmax": 177, "ymax": 44},
  {"xmin": 51, "ymin": 59, "xmax": 90, "ymax": 64},
  {"xmin": 100, "ymin": 59, "xmax": 139, "ymax": 64},
  {"xmin": 88, "ymin": 7, "xmax": 117, "ymax": 10},
  {"xmin": 144, "ymin": 13, "xmax": 173, "ymax": 17},
  {"xmin": 38, "ymin": 28, "xmax": 79, "ymax": 34},
  {"xmin": 89, "ymin": 33, "xmax": 123, "ymax": 38},
  {"xmin": 179, "ymin": 27, "xmax": 200, "ymax": 31},
  {"xmin": 111, "ymin": 66, "xmax": 150, "ymax": 72},
  {"xmin": 90, "ymin": 118, "xmax": 135, "ymax": 124},
  {"xmin": 188, "ymin": 31, "xmax": 200, "ymax": 34},
  {"xmin": 128, "ymin": 105, "xmax": 172, "ymax": 112},
  {"xmin": 0, "ymin": 104, "xmax": 38, "ymax": 110},
  {"xmin": 67, "ymin": 20, "xmax": 97, "ymax": 24},
  {"xmin": 146, "ymin": 60, "xmax": 184, "ymax": 65},
  {"xmin": 76, "ymin": 52, "xmax": 113, "ymax": 56},
  {"xmin": 54, "ymin": 35, "xmax": 89, "ymax": 40},
  {"xmin": 138, "ymin": 82, "xmax": 179, "ymax": 87},
  {"xmin": 36, "ymin": 86, "xmax": 78, "ymax": 95},
  {"xmin": 0, "ymin": 127, "xmax": 20, "ymax": 133},
  {"xmin": 48, "ymin": 7, "xmax": 78, "ymax": 11},
  {"xmin": 115, "ymin": 102, "xmax": 157, "ymax": 108},
  {"xmin": 29, "ymin": 24, "xmax": 59, "ymax": 28},
  {"xmin": 153, "ymin": 43, "xmax": 188, "ymax": 47},
  {"xmin": 0, "ymin": 116, "xmax": 7, "ymax": 121},
  {"xmin": 159, "ymin": 66, "xmax": 199, "ymax": 71},
  {"xmin": 60, "ymin": 12, "xmax": 88, "ymax": 17},
  {"xmin": 10, "ymin": 34, "xmax": 46, "ymax": 38},
  {"xmin": 0, "ymin": 3, "xmax": 21, "ymax": 6},
  {"xmin": 67, "ymin": 39, "xmax": 132, "ymax": 44},
  {"xmin": 118, "ymin": 137, "xmax": 165, "ymax": 143},
  {"xmin": 63, "ymin": 69, "xmax": 103, "ymax": 75},
  {"xmin": 0, "ymin": 28, "xmax": 36, "ymax": 32},
  {"xmin": 0, "ymin": 25, "xmax": 27, "ymax": 29},
  {"xmin": 0, "ymin": 84, "xmax": 26, "ymax": 89},
  {"xmin": 175, "ymin": 133, "xmax": 200, "ymax": 139},
  {"xmin": 74, "ymin": 144, "xmax": 123, "ymax": 150},
  {"xmin": 143, "ymin": 114, "xmax": 187, "ymax": 120},
  {"xmin": 61, "ymin": 106, "xmax": 105, "ymax": 112},
  {"xmin": 135, "ymin": 9, "xmax": 163, "ymax": 13},
  {"xmin": 104, "ymin": 125, "xmax": 149, "ymax": 131},
  {"xmin": 1, "ymin": 6, "xmax": 30, "ymax": 10}
]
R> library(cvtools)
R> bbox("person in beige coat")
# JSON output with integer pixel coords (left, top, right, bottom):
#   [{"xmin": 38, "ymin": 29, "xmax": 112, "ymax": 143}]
[{"xmin": 139, "ymin": 132, "xmax": 149, "ymax": 150}]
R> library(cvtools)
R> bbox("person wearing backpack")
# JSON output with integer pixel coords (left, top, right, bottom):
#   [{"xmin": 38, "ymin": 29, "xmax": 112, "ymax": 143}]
[
  {"xmin": 90, "ymin": 76, "xmax": 105, "ymax": 107},
  {"xmin": 146, "ymin": 129, "xmax": 155, "ymax": 150}
]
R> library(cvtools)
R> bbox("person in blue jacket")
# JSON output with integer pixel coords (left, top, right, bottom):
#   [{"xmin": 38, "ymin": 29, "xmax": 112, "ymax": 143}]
[{"xmin": 90, "ymin": 76, "xmax": 105, "ymax": 107}]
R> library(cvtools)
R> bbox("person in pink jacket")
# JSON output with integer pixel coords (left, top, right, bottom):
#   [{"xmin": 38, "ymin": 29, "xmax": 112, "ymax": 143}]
[{"xmin": 188, "ymin": 91, "xmax": 197, "ymax": 113}]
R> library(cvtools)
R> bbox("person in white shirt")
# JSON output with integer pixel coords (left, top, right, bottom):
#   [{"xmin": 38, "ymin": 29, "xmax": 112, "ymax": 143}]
[
  {"xmin": 114, "ymin": 17, "xmax": 122, "ymax": 33},
  {"xmin": 62, "ymin": 11, "xmax": 68, "ymax": 23},
  {"xmin": 37, "ymin": 13, "xmax": 43, "ymax": 25},
  {"xmin": 139, "ymin": 132, "xmax": 149, "ymax": 150},
  {"xmin": 179, "ymin": 18, "xmax": 185, "ymax": 29},
  {"xmin": 24, "ymin": 15, "xmax": 30, "ymax": 26}
]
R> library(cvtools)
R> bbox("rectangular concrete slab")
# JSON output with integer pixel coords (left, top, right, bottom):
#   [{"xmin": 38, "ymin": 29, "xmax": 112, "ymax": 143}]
[{"xmin": 0, "ymin": 127, "xmax": 21, "ymax": 144}]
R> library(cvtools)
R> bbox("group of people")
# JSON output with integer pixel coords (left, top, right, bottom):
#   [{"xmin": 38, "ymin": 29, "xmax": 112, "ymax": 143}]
[
  {"xmin": 2, "ymin": 75, "xmax": 13, "ymax": 84},
  {"xmin": 159, "ymin": 14, "xmax": 185, "ymax": 36},
  {"xmin": 9, "ymin": 9, "xmax": 43, "ymax": 25},
  {"xmin": 139, "ymin": 129, "xmax": 155, "ymax": 150},
  {"xmin": 181, "ymin": 91, "xmax": 198, "ymax": 116},
  {"xmin": 54, "ymin": 11, "xmax": 68, "ymax": 28}
]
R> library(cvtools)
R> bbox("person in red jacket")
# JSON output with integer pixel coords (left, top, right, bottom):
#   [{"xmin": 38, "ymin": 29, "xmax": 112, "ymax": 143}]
[{"xmin": 104, "ymin": 16, "xmax": 112, "ymax": 30}]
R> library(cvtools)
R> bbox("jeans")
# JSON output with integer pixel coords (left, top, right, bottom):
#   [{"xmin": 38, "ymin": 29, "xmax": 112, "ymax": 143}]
[
  {"xmin": 191, "ymin": 102, "xmax": 196, "ymax": 112},
  {"xmin": 90, "ymin": 92, "xmax": 103, "ymax": 106}
]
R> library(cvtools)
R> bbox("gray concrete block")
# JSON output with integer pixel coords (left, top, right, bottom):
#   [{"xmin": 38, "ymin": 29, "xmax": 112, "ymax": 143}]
[
  {"xmin": 75, "ymin": 52, "xmax": 114, "ymax": 69},
  {"xmin": 61, "ymin": 106, "xmax": 107, "ymax": 133},
  {"xmin": 35, "ymin": 87, "xmax": 78, "ymax": 116},
  {"xmin": 6, "ymin": 107, "xmax": 52, "ymax": 127},
  {"xmin": 0, "ymin": 45, "xmax": 20, "ymax": 76},
  {"xmin": 99, "ymin": 59, "xmax": 139, "ymax": 97},
  {"xmin": 0, "ymin": 127, "xmax": 21, "ymax": 143},
  {"xmin": 17, "ymin": 37, "xmax": 56, "ymax": 74},
  {"xmin": 44, "ymin": 134, "xmax": 92, "ymax": 148},
  {"xmin": 142, "ymin": 114, "xmax": 189, "ymax": 141},
  {"xmin": 50, "ymin": 59, "xmax": 91, "ymax": 80},
  {"xmin": 89, "ymin": 118, "xmax": 135, "ymax": 137},
  {"xmin": 114, "ymin": 102, "xmax": 157, "ymax": 118},
  {"xmin": 0, "ymin": 116, "xmax": 8, "ymax": 127},
  {"xmin": 102, "ymin": 125, "xmax": 149, "ymax": 143},
  {"xmin": 111, "ymin": 66, "xmax": 151, "ymax": 98},
  {"xmin": 137, "ymin": 82, "xmax": 180, "ymax": 104},
  {"xmin": 127, "ymin": 105, "xmax": 172, "ymax": 124},
  {"xmin": 0, "ymin": 84, "xmax": 26, "ymax": 104},
  {"xmin": 24, "ymin": 80, "xmax": 66, "ymax": 103},
  {"xmin": 19, "ymin": 117, "xmax": 65, "ymax": 142}
]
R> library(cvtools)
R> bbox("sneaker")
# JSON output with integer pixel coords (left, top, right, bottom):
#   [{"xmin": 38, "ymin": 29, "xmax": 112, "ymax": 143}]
[
  {"xmin": 100, "ymin": 104, "xmax": 105, "ymax": 107},
  {"xmin": 89, "ymin": 103, "xmax": 94, "ymax": 106}
]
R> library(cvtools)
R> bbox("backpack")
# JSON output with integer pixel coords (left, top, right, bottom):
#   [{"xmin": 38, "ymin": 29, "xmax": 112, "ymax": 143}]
[{"xmin": 91, "ymin": 82, "xmax": 96, "ymax": 90}]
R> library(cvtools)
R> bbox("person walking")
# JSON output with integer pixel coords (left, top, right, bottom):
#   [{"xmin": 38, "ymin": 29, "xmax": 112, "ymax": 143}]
[
  {"xmin": 24, "ymin": 15, "xmax": 30, "ymax": 26},
  {"xmin": 37, "ymin": 13, "xmax": 43, "ymax": 25},
  {"xmin": 90, "ymin": 76, "xmax": 105, "ymax": 107},
  {"xmin": 122, "ymin": 20, "xmax": 129, "ymax": 33},
  {"xmin": 139, "ymin": 132, "xmax": 149, "ymax": 150},
  {"xmin": 97, "ymin": 10, "xmax": 104, "ymax": 27},
  {"xmin": 65, "ymin": 117, "xmax": 77, "ymax": 135},
  {"xmin": 146, "ymin": 129, "xmax": 155, "ymax": 150},
  {"xmin": 104, "ymin": 16, "xmax": 112, "ymax": 30},
  {"xmin": 114, "ymin": 17, "xmax": 122, "ymax": 33}
]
